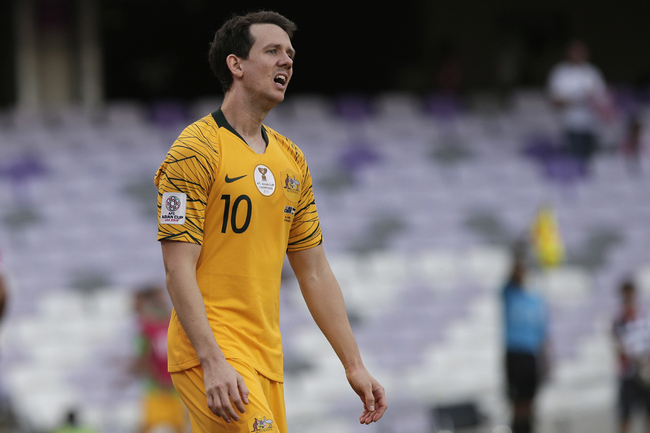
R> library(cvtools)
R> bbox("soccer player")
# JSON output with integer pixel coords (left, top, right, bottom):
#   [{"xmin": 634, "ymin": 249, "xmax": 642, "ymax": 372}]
[
  {"xmin": 132, "ymin": 285, "xmax": 188, "ymax": 433},
  {"xmin": 154, "ymin": 10, "xmax": 387, "ymax": 433}
]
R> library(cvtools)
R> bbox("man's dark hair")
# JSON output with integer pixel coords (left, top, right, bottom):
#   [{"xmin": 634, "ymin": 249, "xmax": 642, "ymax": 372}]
[{"xmin": 208, "ymin": 11, "xmax": 297, "ymax": 93}]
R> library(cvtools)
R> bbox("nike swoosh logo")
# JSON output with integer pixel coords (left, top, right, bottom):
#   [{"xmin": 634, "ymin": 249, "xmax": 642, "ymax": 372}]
[{"xmin": 225, "ymin": 174, "xmax": 247, "ymax": 183}]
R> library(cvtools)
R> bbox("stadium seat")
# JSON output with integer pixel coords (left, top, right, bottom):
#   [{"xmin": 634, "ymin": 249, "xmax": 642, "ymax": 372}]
[{"xmin": 1, "ymin": 90, "xmax": 648, "ymax": 432}]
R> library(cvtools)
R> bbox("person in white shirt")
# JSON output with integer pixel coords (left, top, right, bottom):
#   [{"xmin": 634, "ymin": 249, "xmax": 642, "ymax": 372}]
[{"xmin": 547, "ymin": 40, "xmax": 611, "ymax": 173}]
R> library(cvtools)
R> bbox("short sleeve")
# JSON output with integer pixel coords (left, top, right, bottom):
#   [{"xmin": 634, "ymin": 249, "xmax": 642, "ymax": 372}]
[
  {"xmin": 155, "ymin": 122, "xmax": 218, "ymax": 244},
  {"xmin": 287, "ymin": 163, "xmax": 323, "ymax": 252}
]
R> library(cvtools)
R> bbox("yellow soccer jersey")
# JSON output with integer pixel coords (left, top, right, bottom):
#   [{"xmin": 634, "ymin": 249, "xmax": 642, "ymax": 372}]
[{"xmin": 155, "ymin": 109, "xmax": 322, "ymax": 381}]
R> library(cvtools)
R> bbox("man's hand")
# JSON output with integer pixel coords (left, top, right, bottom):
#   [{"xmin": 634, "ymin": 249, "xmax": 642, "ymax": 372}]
[
  {"xmin": 346, "ymin": 367, "xmax": 387, "ymax": 424},
  {"xmin": 203, "ymin": 359, "xmax": 250, "ymax": 423}
]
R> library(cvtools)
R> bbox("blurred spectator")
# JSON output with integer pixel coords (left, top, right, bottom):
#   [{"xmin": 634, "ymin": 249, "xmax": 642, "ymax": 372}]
[
  {"xmin": 530, "ymin": 204, "xmax": 565, "ymax": 270},
  {"xmin": 502, "ymin": 257, "xmax": 551, "ymax": 433},
  {"xmin": 547, "ymin": 39, "xmax": 613, "ymax": 174},
  {"xmin": 612, "ymin": 279, "xmax": 650, "ymax": 433},
  {"xmin": 53, "ymin": 409, "xmax": 96, "ymax": 433},
  {"xmin": 619, "ymin": 114, "xmax": 644, "ymax": 176},
  {"xmin": 132, "ymin": 285, "xmax": 188, "ymax": 433}
]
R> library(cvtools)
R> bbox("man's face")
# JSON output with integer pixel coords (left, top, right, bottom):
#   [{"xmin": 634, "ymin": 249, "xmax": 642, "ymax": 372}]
[
  {"xmin": 240, "ymin": 23, "xmax": 295, "ymax": 105},
  {"xmin": 567, "ymin": 41, "xmax": 588, "ymax": 64}
]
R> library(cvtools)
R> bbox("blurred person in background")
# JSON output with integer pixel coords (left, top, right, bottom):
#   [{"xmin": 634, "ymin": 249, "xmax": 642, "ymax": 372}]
[
  {"xmin": 619, "ymin": 114, "xmax": 644, "ymax": 176},
  {"xmin": 547, "ymin": 39, "xmax": 613, "ymax": 174},
  {"xmin": 612, "ymin": 279, "xmax": 650, "ymax": 433},
  {"xmin": 133, "ymin": 285, "xmax": 188, "ymax": 433},
  {"xmin": 155, "ymin": 10, "xmax": 386, "ymax": 433},
  {"xmin": 53, "ymin": 409, "xmax": 96, "ymax": 433},
  {"xmin": 502, "ymin": 256, "xmax": 551, "ymax": 433}
]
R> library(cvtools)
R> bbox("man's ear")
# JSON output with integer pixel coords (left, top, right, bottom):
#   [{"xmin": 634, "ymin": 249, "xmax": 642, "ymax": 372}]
[{"xmin": 226, "ymin": 54, "xmax": 244, "ymax": 79}]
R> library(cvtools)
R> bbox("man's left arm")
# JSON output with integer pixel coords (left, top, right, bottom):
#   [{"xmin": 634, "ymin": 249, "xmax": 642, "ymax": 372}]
[{"xmin": 287, "ymin": 245, "xmax": 387, "ymax": 424}]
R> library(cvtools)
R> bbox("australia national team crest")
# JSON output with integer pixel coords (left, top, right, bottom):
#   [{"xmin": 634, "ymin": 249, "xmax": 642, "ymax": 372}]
[
  {"xmin": 281, "ymin": 169, "xmax": 301, "ymax": 202},
  {"xmin": 254, "ymin": 164, "xmax": 276, "ymax": 196},
  {"xmin": 247, "ymin": 414, "xmax": 275, "ymax": 432}
]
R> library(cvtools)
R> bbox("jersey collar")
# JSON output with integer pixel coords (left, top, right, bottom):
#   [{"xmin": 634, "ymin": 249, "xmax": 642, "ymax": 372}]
[{"xmin": 211, "ymin": 108, "xmax": 269, "ymax": 148}]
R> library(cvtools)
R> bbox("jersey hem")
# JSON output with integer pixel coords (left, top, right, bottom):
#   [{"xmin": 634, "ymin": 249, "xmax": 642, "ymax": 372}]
[
  {"xmin": 157, "ymin": 237, "xmax": 202, "ymax": 245},
  {"xmin": 168, "ymin": 357, "xmax": 284, "ymax": 383},
  {"xmin": 287, "ymin": 238, "xmax": 324, "ymax": 253}
]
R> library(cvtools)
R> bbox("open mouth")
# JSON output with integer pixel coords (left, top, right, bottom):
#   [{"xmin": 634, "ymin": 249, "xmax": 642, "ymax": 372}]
[{"xmin": 274, "ymin": 74, "xmax": 287, "ymax": 86}]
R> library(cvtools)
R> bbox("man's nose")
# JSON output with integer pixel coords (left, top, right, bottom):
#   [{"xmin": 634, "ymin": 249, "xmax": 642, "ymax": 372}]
[{"xmin": 280, "ymin": 52, "xmax": 293, "ymax": 68}]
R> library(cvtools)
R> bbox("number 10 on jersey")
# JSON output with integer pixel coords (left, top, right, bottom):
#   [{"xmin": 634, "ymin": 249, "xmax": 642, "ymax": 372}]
[{"xmin": 221, "ymin": 194, "xmax": 252, "ymax": 234}]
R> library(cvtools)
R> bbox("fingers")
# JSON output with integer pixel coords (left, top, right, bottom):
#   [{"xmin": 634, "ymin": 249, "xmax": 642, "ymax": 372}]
[
  {"xmin": 207, "ymin": 391, "xmax": 231, "ymax": 422},
  {"xmin": 363, "ymin": 384, "xmax": 376, "ymax": 412},
  {"xmin": 346, "ymin": 368, "xmax": 388, "ymax": 425},
  {"xmin": 359, "ymin": 404, "xmax": 387, "ymax": 424},
  {"xmin": 371, "ymin": 392, "xmax": 388, "ymax": 421},
  {"xmin": 358, "ymin": 383, "xmax": 387, "ymax": 425},
  {"xmin": 359, "ymin": 409, "xmax": 373, "ymax": 425},
  {"xmin": 207, "ymin": 382, "xmax": 249, "ymax": 423},
  {"xmin": 233, "ymin": 375, "xmax": 250, "ymax": 414},
  {"xmin": 206, "ymin": 386, "xmax": 237, "ymax": 422}
]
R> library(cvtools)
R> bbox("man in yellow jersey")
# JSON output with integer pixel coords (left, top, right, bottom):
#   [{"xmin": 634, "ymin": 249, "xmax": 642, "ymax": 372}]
[{"xmin": 155, "ymin": 10, "xmax": 387, "ymax": 433}]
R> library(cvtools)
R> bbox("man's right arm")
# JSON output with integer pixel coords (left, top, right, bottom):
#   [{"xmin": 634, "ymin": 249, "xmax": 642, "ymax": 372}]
[{"xmin": 161, "ymin": 240, "xmax": 249, "ymax": 422}]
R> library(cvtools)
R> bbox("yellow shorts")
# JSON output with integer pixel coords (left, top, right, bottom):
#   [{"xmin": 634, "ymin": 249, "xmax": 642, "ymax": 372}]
[
  {"xmin": 142, "ymin": 387, "xmax": 188, "ymax": 433},
  {"xmin": 171, "ymin": 359, "xmax": 286, "ymax": 433}
]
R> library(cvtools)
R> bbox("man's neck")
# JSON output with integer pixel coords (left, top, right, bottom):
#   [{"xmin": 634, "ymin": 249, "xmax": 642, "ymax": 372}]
[{"xmin": 221, "ymin": 92, "xmax": 273, "ymax": 153}]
